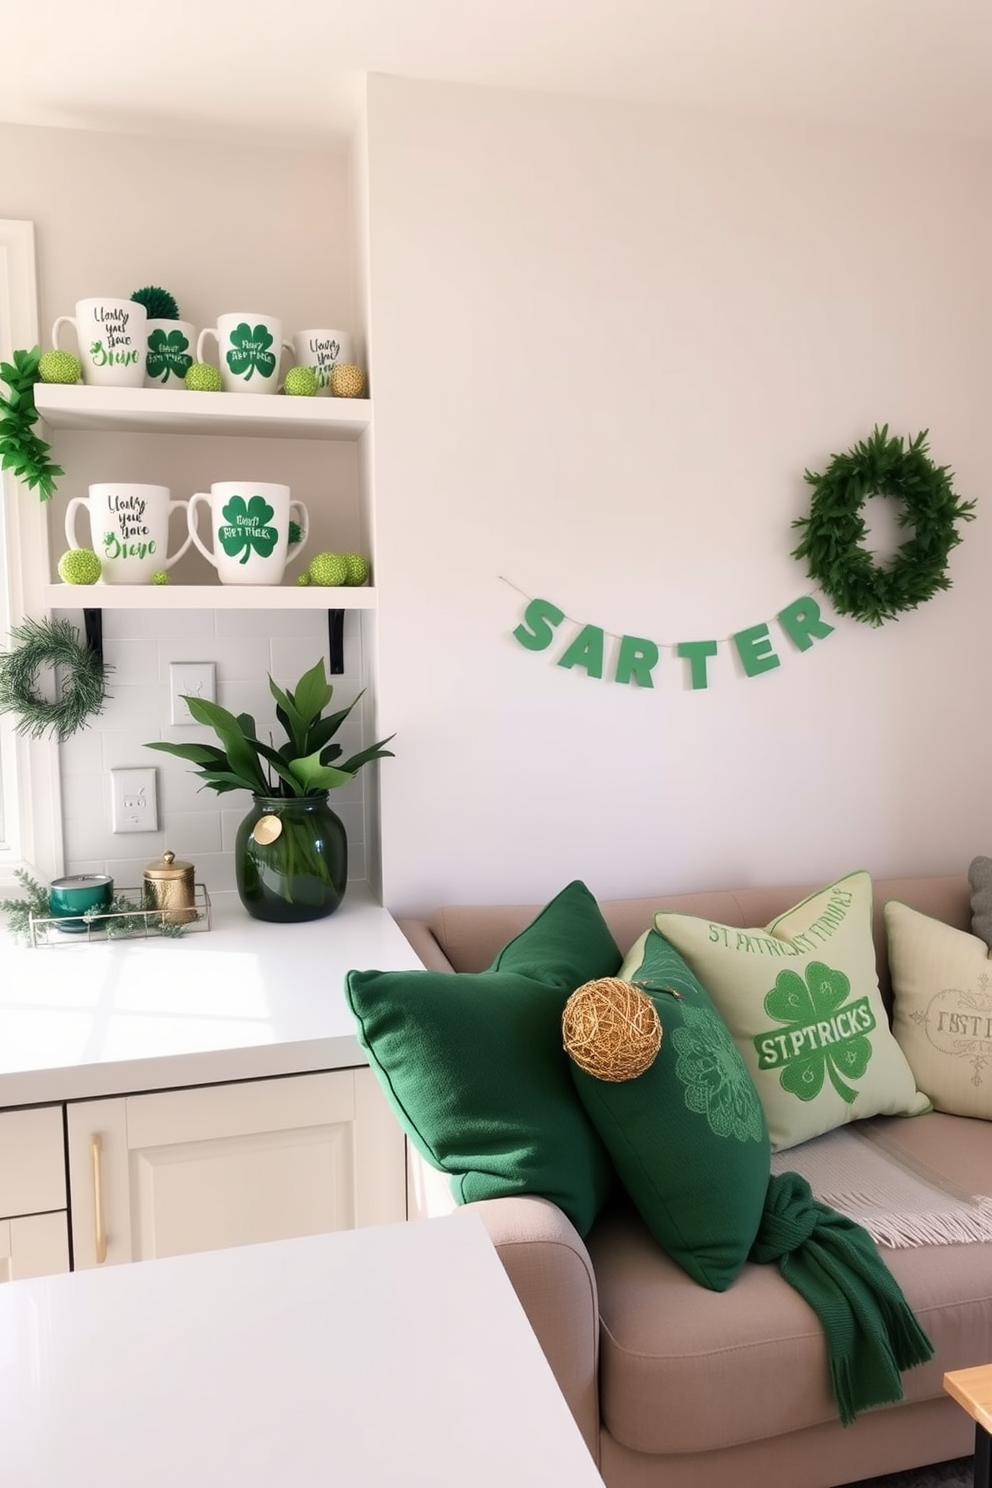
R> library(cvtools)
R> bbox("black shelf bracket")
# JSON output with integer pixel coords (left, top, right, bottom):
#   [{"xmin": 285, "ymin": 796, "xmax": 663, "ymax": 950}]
[
  {"xmin": 327, "ymin": 609, "xmax": 345, "ymax": 675},
  {"xmin": 83, "ymin": 607, "xmax": 104, "ymax": 667}
]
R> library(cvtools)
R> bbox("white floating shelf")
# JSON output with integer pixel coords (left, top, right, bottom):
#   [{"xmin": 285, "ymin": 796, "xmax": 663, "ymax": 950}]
[
  {"xmin": 34, "ymin": 385, "xmax": 371, "ymax": 441},
  {"xmin": 43, "ymin": 584, "xmax": 377, "ymax": 611}
]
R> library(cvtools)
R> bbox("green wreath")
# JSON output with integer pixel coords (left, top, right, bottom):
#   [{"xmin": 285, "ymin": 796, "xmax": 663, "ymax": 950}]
[
  {"xmin": 791, "ymin": 425, "xmax": 975, "ymax": 626},
  {"xmin": 0, "ymin": 617, "xmax": 110, "ymax": 742}
]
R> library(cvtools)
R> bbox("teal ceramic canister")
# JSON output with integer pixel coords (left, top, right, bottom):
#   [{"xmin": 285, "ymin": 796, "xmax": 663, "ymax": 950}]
[{"xmin": 48, "ymin": 874, "xmax": 114, "ymax": 933}]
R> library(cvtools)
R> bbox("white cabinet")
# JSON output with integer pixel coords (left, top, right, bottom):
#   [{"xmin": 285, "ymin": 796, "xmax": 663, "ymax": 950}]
[
  {"xmin": 0, "ymin": 1105, "xmax": 70, "ymax": 1280},
  {"xmin": 66, "ymin": 1068, "xmax": 405, "ymax": 1268}
]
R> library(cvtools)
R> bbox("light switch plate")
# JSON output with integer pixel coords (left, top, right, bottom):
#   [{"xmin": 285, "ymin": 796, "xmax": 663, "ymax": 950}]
[{"xmin": 170, "ymin": 662, "xmax": 217, "ymax": 725}]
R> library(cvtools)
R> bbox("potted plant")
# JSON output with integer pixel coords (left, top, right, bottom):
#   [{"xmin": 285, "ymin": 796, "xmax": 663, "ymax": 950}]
[{"xmin": 146, "ymin": 658, "xmax": 394, "ymax": 923}]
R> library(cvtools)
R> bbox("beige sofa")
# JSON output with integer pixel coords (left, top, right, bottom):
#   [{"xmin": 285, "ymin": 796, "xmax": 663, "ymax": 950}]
[{"xmin": 397, "ymin": 874, "xmax": 992, "ymax": 1488}]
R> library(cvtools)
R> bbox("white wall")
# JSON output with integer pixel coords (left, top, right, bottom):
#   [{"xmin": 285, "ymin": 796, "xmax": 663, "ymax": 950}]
[
  {"xmin": 0, "ymin": 123, "xmax": 375, "ymax": 893},
  {"xmin": 366, "ymin": 75, "xmax": 992, "ymax": 914}
]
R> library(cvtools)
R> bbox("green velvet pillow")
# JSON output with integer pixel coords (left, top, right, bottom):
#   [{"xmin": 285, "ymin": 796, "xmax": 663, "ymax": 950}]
[
  {"xmin": 569, "ymin": 926, "xmax": 771, "ymax": 1290},
  {"xmin": 346, "ymin": 880, "xmax": 621, "ymax": 1236}
]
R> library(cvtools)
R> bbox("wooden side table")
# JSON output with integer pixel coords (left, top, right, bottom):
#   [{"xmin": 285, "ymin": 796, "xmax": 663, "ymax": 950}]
[{"xmin": 944, "ymin": 1364, "xmax": 992, "ymax": 1488}]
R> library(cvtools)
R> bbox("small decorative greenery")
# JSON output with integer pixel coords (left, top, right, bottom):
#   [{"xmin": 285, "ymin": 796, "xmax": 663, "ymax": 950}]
[
  {"xmin": 792, "ymin": 425, "xmax": 976, "ymax": 626},
  {"xmin": 0, "ymin": 869, "xmax": 190, "ymax": 943},
  {"xmin": 130, "ymin": 285, "xmax": 181, "ymax": 319},
  {"xmin": 0, "ymin": 616, "xmax": 110, "ymax": 742},
  {"xmin": 145, "ymin": 657, "xmax": 394, "ymax": 798},
  {"xmin": 0, "ymin": 346, "xmax": 65, "ymax": 501}
]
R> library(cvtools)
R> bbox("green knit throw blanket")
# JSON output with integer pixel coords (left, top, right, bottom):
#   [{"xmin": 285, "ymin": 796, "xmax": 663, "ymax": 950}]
[{"xmin": 750, "ymin": 1172, "xmax": 935, "ymax": 1426}]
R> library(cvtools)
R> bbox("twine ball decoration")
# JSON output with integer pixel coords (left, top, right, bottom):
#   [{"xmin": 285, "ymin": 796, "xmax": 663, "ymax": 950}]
[{"xmin": 563, "ymin": 978, "xmax": 662, "ymax": 1082}]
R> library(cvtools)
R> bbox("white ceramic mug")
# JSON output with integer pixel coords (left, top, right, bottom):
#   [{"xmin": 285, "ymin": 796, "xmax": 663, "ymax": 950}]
[
  {"xmin": 145, "ymin": 320, "xmax": 196, "ymax": 387},
  {"xmin": 196, "ymin": 314, "xmax": 292, "ymax": 394},
  {"xmin": 290, "ymin": 328, "xmax": 354, "ymax": 396},
  {"xmin": 65, "ymin": 483, "xmax": 193, "ymax": 584},
  {"xmin": 187, "ymin": 481, "xmax": 308, "ymax": 585},
  {"xmin": 51, "ymin": 298, "xmax": 147, "ymax": 387}
]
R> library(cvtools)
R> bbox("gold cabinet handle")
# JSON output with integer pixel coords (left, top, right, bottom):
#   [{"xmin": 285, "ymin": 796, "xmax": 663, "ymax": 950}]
[{"xmin": 90, "ymin": 1133, "xmax": 107, "ymax": 1264}]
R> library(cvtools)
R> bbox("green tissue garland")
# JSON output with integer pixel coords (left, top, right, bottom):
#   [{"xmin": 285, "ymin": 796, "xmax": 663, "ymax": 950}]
[
  {"xmin": 0, "ymin": 346, "xmax": 64, "ymax": 501},
  {"xmin": 792, "ymin": 425, "xmax": 976, "ymax": 627}
]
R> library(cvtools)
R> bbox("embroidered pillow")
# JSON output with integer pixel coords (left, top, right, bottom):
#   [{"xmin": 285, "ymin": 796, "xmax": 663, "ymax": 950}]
[
  {"xmin": 655, "ymin": 871, "xmax": 930, "ymax": 1151},
  {"xmin": 885, "ymin": 899, "xmax": 992, "ymax": 1121},
  {"xmin": 567, "ymin": 926, "xmax": 770, "ymax": 1289}
]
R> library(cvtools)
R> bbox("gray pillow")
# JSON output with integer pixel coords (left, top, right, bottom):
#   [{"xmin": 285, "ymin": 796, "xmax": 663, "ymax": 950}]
[{"xmin": 968, "ymin": 856, "xmax": 992, "ymax": 948}]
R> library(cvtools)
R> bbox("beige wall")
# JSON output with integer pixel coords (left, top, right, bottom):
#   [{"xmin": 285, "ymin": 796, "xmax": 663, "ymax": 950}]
[{"xmin": 366, "ymin": 75, "xmax": 992, "ymax": 913}]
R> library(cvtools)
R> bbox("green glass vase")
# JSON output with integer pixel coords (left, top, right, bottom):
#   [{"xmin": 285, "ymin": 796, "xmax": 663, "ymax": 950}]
[{"xmin": 235, "ymin": 792, "xmax": 347, "ymax": 923}]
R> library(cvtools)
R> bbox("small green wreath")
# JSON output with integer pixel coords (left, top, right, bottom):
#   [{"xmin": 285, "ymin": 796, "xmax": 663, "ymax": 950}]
[
  {"xmin": 0, "ymin": 616, "xmax": 110, "ymax": 742},
  {"xmin": 792, "ymin": 425, "xmax": 976, "ymax": 626}
]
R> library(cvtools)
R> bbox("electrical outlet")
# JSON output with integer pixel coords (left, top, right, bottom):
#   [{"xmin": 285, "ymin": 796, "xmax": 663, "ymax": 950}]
[
  {"xmin": 111, "ymin": 768, "xmax": 158, "ymax": 833},
  {"xmin": 170, "ymin": 662, "xmax": 216, "ymax": 725}
]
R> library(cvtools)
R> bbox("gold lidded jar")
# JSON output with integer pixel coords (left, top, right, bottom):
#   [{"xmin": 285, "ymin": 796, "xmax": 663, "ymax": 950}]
[{"xmin": 143, "ymin": 850, "xmax": 197, "ymax": 926}]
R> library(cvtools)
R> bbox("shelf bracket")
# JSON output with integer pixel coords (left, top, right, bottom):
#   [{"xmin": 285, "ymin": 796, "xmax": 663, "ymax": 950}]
[
  {"xmin": 327, "ymin": 609, "xmax": 345, "ymax": 675},
  {"xmin": 83, "ymin": 607, "xmax": 104, "ymax": 668}
]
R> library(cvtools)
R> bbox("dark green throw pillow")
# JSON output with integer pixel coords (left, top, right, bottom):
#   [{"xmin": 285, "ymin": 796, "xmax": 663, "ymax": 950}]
[
  {"xmin": 346, "ymin": 880, "xmax": 621, "ymax": 1236},
  {"xmin": 569, "ymin": 926, "xmax": 771, "ymax": 1289}
]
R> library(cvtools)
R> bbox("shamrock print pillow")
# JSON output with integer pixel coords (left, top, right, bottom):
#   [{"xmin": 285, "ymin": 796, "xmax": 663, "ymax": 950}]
[{"xmin": 655, "ymin": 871, "xmax": 931, "ymax": 1151}]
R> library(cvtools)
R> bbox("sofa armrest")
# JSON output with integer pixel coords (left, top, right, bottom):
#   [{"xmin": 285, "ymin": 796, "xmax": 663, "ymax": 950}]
[
  {"xmin": 458, "ymin": 1195, "xmax": 601, "ymax": 1465},
  {"xmin": 395, "ymin": 916, "xmax": 456, "ymax": 972}
]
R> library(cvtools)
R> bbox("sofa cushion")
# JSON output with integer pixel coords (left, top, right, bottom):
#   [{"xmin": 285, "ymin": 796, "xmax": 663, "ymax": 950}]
[
  {"xmin": 589, "ymin": 1110, "xmax": 992, "ymax": 1456},
  {"xmin": 346, "ymin": 879, "xmax": 620, "ymax": 1236},
  {"xmin": 885, "ymin": 900, "xmax": 992, "ymax": 1121},
  {"xmin": 568, "ymin": 927, "xmax": 770, "ymax": 1291},
  {"xmin": 655, "ymin": 871, "xmax": 931, "ymax": 1151},
  {"xmin": 968, "ymin": 855, "xmax": 992, "ymax": 949}
]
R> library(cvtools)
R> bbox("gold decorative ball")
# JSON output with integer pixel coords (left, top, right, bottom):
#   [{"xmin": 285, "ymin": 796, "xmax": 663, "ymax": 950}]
[
  {"xmin": 562, "ymin": 978, "xmax": 662, "ymax": 1082},
  {"xmin": 329, "ymin": 363, "xmax": 367, "ymax": 399}
]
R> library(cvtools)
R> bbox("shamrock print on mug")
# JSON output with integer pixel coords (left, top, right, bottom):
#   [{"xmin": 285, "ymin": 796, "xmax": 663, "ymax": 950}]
[
  {"xmin": 187, "ymin": 482, "xmax": 309, "ymax": 584},
  {"xmin": 145, "ymin": 320, "xmax": 196, "ymax": 387},
  {"xmin": 196, "ymin": 314, "xmax": 293, "ymax": 394}
]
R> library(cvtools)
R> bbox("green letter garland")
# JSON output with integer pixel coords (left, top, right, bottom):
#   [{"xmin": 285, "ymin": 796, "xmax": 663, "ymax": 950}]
[
  {"xmin": 791, "ymin": 426, "xmax": 975, "ymax": 626},
  {"xmin": 0, "ymin": 347, "xmax": 64, "ymax": 502},
  {"xmin": 0, "ymin": 617, "xmax": 110, "ymax": 742}
]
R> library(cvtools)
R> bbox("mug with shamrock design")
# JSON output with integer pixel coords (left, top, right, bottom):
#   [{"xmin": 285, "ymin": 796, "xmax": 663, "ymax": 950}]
[
  {"xmin": 196, "ymin": 314, "xmax": 293, "ymax": 394},
  {"xmin": 51, "ymin": 297, "xmax": 147, "ymax": 387},
  {"xmin": 187, "ymin": 481, "xmax": 309, "ymax": 584},
  {"xmin": 145, "ymin": 320, "xmax": 196, "ymax": 387}
]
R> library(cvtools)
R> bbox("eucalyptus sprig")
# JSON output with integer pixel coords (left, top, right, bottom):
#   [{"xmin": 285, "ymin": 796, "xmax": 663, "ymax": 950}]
[{"xmin": 0, "ymin": 346, "xmax": 64, "ymax": 502}]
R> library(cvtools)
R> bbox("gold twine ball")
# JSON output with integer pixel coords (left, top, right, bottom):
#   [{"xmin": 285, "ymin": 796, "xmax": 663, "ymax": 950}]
[
  {"xmin": 329, "ymin": 363, "xmax": 367, "ymax": 398},
  {"xmin": 562, "ymin": 978, "xmax": 663, "ymax": 1082}
]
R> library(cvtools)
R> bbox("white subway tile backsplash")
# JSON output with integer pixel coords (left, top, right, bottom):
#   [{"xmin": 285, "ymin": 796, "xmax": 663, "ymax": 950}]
[{"xmin": 60, "ymin": 610, "xmax": 376, "ymax": 894}]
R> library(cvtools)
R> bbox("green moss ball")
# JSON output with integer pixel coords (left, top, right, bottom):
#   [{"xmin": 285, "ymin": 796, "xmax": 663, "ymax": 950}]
[
  {"xmin": 184, "ymin": 362, "xmax": 224, "ymax": 392},
  {"xmin": 152, "ymin": 571, "xmax": 171, "ymax": 585},
  {"xmin": 307, "ymin": 552, "xmax": 349, "ymax": 586},
  {"xmin": 284, "ymin": 366, "xmax": 319, "ymax": 397},
  {"xmin": 342, "ymin": 552, "xmax": 370, "ymax": 586},
  {"xmin": 58, "ymin": 548, "xmax": 102, "ymax": 585},
  {"xmin": 39, "ymin": 350, "xmax": 82, "ymax": 385}
]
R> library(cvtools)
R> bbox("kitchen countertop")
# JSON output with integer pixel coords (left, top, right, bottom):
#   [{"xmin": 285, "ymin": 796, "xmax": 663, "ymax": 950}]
[
  {"xmin": 0, "ymin": 884, "xmax": 423, "ymax": 1107},
  {"xmin": 0, "ymin": 1212, "xmax": 604, "ymax": 1488}
]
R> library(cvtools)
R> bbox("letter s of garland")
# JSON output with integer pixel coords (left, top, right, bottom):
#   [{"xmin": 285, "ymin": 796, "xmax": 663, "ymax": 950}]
[{"xmin": 791, "ymin": 424, "xmax": 975, "ymax": 627}]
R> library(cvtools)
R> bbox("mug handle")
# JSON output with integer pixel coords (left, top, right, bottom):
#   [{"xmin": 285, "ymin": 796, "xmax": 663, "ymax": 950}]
[
  {"xmin": 64, "ymin": 496, "xmax": 87, "ymax": 552},
  {"xmin": 196, "ymin": 328, "xmax": 219, "ymax": 365},
  {"xmin": 52, "ymin": 315, "xmax": 76, "ymax": 353},
  {"xmin": 186, "ymin": 493, "xmax": 218, "ymax": 569},
  {"xmin": 286, "ymin": 501, "xmax": 309, "ymax": 565},
  {"xmin": 160, "ymin": 500, "xmax": 195, "ymax": 572},
  {"xmin": 276, "ymin": 339, "xmax": 294, "ymax": 393}
]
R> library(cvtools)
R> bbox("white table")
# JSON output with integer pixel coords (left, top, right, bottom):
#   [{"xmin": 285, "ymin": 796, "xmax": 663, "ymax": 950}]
[{"xmin": 0, "ymin": 1212, "xmax": 604, "ymax": 1487}]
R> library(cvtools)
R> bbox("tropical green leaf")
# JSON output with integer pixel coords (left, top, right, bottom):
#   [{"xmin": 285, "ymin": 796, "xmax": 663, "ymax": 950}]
[
  {"xmin": 338, "ymin": 735, "xmax": 396, "ymax": 774},
  {"xmin": 287, "ymin": 750, "xmax": 354, "ymax": 792},
  {"xmin": 269, "ymin": 678, "xmax": 308, "ymax": 753},
  {"xmin": 291, "ymin": 658, "xmax": 334, "ymax": 727},
  {"xmin": 184, "ymin": 696, "xmax": 268, "ymax": 790},
  {"xmin": 306, "ymin": 699, "xmax": 359, "ymax": 752},
  {"xmin": 146, "ymin": 740, "xmax": 230, "ymax": 768}
]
